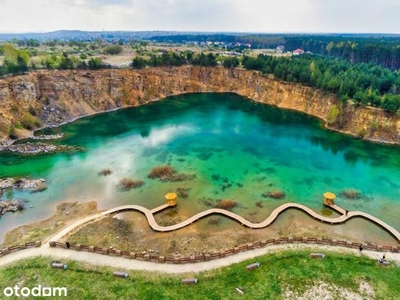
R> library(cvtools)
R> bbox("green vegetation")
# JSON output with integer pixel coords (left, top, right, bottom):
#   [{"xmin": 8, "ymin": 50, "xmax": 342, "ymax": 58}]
[
  {"xmin": 242, "ymin": 54, "xmax": 400, "ymax": 113},
  {"xmin": 20, "ymin": 112, "xmax": 41, "ymax": 130},
  {"xmin": 134, "ymin": 51, "xmax": 218, "ymax": 68},
  {"xmin": 104, "ymin": 45, "xmax": 123, "ymax": 55},
  {"xmin": 152, "ymin": 34, "xmax": 400, "ymax": 70},
  {"xmin": 1, "ymin": 251, "xmax": 400, "ymax": 299}
]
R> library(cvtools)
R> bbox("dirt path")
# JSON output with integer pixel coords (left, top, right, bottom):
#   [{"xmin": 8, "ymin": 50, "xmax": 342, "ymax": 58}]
[{"xmin": 0, "ymin": 243, "xmax": 398, "ymax": 273}]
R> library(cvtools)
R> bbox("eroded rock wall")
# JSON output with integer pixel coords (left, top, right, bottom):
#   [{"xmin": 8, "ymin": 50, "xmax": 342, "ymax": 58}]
[{"xmin": 0, "ymin": 66, "xmax": 399, "ymax": 144}]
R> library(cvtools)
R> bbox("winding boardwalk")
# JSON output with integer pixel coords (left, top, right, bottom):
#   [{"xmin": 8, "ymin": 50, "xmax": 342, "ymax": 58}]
[
  {"xmin": 1, "ymin": 201, "xmax": 400, "ymax": 273},
  {"xmin": 50, "ymin": 202, "xmax": 400, "ymax": 243}
]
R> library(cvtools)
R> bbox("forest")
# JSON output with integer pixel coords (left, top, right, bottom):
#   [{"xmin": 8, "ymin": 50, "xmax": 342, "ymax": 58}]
[
  {"xmin": 242, "ymin": 54, "xmax": 400, "ymax": 113},
  {"xmin": 151, "ymin": 34, "xmax": 400, "ymax": 70}
]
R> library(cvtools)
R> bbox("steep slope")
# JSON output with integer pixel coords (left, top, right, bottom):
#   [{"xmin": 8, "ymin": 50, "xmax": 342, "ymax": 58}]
[{"xmin": 0, "ymin": 66, "xmax": 399, "ymax": 145}]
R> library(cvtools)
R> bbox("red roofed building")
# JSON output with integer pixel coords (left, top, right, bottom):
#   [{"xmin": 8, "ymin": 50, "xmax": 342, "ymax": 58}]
[{"xmin": 292, "ymin": 49, "xmax": 305, "ymax": 55}]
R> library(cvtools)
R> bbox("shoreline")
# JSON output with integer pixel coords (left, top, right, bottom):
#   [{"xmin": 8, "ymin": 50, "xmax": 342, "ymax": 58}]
[
  {"xmin": 1, "ymin": 199, "xmax": 398, "ymax": 255},
  {"xmin": 2, "ymin": 91, "xmax": 399, "ymax": 154},
  {"xmin": 0, "ymin": 67, "xmax": 399, "ymax": 147}
]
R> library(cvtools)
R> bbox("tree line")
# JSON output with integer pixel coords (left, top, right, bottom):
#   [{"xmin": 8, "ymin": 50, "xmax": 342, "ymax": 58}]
[
  {"xmin": 242, "ymin": 54, "xmax": 400, "ymax": 113},
  {"xmin": 150, "ymin": 34, "xmax": 400, "ymax": 70}
]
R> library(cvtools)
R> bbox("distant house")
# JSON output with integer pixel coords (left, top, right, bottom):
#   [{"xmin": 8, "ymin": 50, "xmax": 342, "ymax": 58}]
[
  {"xmin": 276, "ymin": 45, "xmax": 285, "ymax": 53},
  {"xmin": 306, "ymin": 51, "xmax": 313, "ymax": 55},
  {"xmin": 292, "ymin": 49, "xmax": 305, "ymax": 55}
]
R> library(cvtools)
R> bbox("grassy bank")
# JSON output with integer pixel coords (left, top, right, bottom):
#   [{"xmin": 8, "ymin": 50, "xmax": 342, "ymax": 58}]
[{"xmin": 1, "ymin": 250, "xmax": 400, "ymax": 299}]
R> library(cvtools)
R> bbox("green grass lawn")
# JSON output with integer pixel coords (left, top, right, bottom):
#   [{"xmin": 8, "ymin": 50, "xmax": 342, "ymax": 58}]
[{"xmin": 1, "ymin": 250, "xmax": 400, "ymax": 299}]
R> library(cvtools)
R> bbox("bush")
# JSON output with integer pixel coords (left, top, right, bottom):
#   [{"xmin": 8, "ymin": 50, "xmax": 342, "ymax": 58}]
[
  {"xmin": 104, "ymin": 45, "xmax": 123, "ymax": 55},
  {"xmin": 132, "ymin": 57, "xmax": 147, "ymax": 69},
  {"xmin": 8, "ymin": 125, "xmax": 18, "ymax": 139},
  {"xmin": 20, "ymin": 112, "xmax": 41, "ymax": 130},
  {"xmin": 88, "ymin": 58, "xmax": 103, "ymax": 70}
]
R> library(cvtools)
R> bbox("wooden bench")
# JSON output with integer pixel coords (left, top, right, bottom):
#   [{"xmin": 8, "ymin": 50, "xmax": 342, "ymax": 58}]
[
  {"xmin": 310, "ymin": 253, "xmax": 325, "ymax": 259},
  {"xmin": 113, "ymin": 271, "xmax": 129, "ymax": 278},
  {"xmin": 182, "ymin": 278, "xmax": 198, "ymax": 285},
  {"xmin": 246, "ymin": 262, "xmax": 260, "ymax": 270},
  {"xmin": 378, "ymin": 259, "xmax": 391, "ymax": 266},
  {"xmin": 51, "ymin": 262, "xmax": 68, "ymax": 269}
]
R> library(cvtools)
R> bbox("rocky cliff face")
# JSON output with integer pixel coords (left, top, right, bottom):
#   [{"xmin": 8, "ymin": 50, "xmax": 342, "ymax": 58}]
[{"xmin": 0, "ymin": 66, "xmax": 399, "ymax": 145}]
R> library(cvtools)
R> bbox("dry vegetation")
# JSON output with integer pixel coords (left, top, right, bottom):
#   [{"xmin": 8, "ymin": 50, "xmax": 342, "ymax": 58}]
[
  {"xmin": 148, "ymin": 165, "xmax": 176, "ymax": 179},
  {"xmin": 98, "ymin": 168, "xmax": 112, "ymax": 176},
  {"xmin": 176, "ymin": 187, "xmax": 190, "ymax": 198},
  {"xmin": 148, "ymin": 165, "xmax": 196, "ymax": 182},
  {"xmin": 262, "ymin": 190, "xmax": 286, "ymax": 199},
  {"xmin": 215, "ymin": 199, "xmax": 238, "ymax": 210},
  {"xmin": 255, "ymin": 201, "xmax": 264, "ymax": 208},
  {"xmin": 116, "ymin": 178, "xmax": 145, "ymax": 191}
]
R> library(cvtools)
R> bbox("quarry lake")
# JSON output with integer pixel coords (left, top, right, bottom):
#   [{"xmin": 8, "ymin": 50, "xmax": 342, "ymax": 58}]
[{"xmin": 1, "ymin": 93, "xmax": 400, "ymax": 244}]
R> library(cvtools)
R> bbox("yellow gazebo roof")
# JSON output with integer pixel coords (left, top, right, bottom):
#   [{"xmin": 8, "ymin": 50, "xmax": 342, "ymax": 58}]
[
  {"xmin": 323, "ymin": 192, "xmax": 336, "ymax": 199},
  {"xmin": 165, "ymin": 192, "xmax": 177, "ymax": 200}
]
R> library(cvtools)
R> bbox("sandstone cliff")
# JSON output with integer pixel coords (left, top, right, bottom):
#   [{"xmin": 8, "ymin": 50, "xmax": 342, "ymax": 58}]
[{"xmin": 0, "ymin": 66, "xmax": 399, "ymax": 145}]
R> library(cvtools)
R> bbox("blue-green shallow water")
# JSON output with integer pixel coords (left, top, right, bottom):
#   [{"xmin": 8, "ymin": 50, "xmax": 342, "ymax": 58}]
[{"xmin": 1, "ymin": 93, "xmax": 400, "ymax": 243}]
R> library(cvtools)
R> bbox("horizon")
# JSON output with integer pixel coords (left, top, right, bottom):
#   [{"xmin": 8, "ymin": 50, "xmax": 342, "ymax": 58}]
[
  {"xmin": 1, "ymin": 1, "xmax": 400, "ymax": 34},
  {"xmin": 1, "ymin": 29, "xmax": 400, "ymax": 36}
]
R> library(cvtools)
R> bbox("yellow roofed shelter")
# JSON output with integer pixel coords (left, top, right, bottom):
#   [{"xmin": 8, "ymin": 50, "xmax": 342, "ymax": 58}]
[
  {"xmin": 323, "ymin": 192, "xmax": 336, "ymax": 206},
  {"xmin": 165, "ymin": 192, "xmax": 178, "ymax": 207}
]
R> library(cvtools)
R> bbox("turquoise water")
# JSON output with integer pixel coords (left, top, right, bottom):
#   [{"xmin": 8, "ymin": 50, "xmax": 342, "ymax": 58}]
[{"xmin": 1, "ymin": 93, "xmax": 400, "ymax": 243}]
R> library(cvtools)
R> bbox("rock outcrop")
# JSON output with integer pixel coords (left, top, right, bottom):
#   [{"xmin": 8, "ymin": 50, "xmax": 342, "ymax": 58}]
[
  {"xmin": 0, "ymin": 177, "xmax": 46, "ymax": 192},
  {"xmin": 0, "ymin": 199, "xmax": 24, "ymax": 216},
  {"xmin": 0, "ymin": 66, "xmax": 399, "ymax": 145}
]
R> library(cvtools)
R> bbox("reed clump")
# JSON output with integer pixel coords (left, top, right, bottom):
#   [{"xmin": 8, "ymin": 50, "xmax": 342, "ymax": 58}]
[
  {"xmin": 117, "ymin": 178, "xmax": 144, "ymax": 191},
  {"xmin": 148, "ymin": 165, "xmax": 176, "ymax": 179},
  {"xmin": 98, "ymin": 168, "xmax": 112, "ymax": 176},
  {"xmin": 148, "ymin": 165, "xmax": 196, "ymax": 182},
  {"xmin": 340, "ymin": 188, "xmax": 361, "ymax": 200},
  {"xmin": 215, "ymin": 199, "xmax": 237, "ymax": 210},
  {"xmin": 262, "ymin": 190, "xmax": 286, "ymax": 199},
  {"xmin": 176, "ymin": 187, "xmax": 190, "ymax": 198},
  {"xmin": 208, "ymin": 217, "xmax": 221, "ymax": 225},
  {"xmin": 255, "ymin": 201, "xmax": 264, "ymax": 208}
]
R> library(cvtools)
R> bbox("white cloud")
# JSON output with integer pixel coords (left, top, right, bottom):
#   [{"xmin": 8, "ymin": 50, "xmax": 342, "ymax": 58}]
[{"xmin": 0, "ymin": 0, "xmax": 399, "ymax": 33}]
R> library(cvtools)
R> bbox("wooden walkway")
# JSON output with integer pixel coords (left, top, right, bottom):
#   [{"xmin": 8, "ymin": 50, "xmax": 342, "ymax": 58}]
[
  {"xmin": 47, "ymin": 202, "xmax": 400, "ymax": 243},
  {"xmin": 102, "ymin": 202, "xmax": 400, "ymax": 242}
]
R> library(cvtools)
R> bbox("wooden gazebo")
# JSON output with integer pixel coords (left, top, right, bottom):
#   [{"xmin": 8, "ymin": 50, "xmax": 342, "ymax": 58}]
[
  {"xmin": 323, "ymin": 192, "xmax": 336, "ymax": 206},
  {"xmin": 165, "ymin": 192, "xmax": 178, "ymax": 207}
]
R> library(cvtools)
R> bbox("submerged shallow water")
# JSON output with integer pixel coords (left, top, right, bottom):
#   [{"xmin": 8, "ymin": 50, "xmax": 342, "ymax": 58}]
[{"xmin": 1, "ymin": 93, "xmax": 400, "ymax": 243}]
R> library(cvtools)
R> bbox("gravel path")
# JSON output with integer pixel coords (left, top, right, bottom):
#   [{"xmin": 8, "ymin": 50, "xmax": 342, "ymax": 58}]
[{"xmin": 0, "ymin": 243, "xmax": 398, "ymax": 273}]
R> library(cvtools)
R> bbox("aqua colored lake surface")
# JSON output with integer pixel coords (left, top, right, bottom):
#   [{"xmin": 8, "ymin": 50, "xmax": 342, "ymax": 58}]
[{"xmin": 1, "ymin": 93, "xmax": 400, "ymax": 243}]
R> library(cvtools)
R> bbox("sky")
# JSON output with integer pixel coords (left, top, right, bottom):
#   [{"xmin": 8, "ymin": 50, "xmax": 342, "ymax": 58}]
[{"xmin": 0, "ymin": 0, "xmax": 400, "ymax": 34}]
